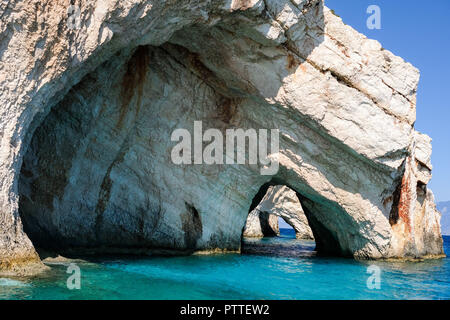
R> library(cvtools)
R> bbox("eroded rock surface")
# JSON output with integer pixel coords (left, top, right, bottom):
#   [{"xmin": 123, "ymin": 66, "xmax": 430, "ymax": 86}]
[
  {"xmin": 0, "ymin": 0, "xmax": 444, "ymax": 274},
  {"xmin": 243, "ymin": 186, "xmax": 314, "ymax": 239},
  {"xmin": 243, "ymin": 210, "xmax": 280, "ymax": 238}
]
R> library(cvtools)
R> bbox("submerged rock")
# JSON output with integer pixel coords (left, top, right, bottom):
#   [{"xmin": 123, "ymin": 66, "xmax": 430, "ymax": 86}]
[{"xmin": 0, "ymin": 0, "xmax": 444, "ymax": 274}]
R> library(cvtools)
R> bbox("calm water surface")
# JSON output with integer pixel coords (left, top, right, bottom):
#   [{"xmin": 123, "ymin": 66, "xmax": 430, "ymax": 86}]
[{"xmin": 1, "ymin": 230, "xmax": 449, "ymax": 300}]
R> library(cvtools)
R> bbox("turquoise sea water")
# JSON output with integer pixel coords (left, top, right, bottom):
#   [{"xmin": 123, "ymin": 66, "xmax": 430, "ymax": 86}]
[{"xmin": 1, "ymin": 230, "xmax": 449, "ymax": 300}]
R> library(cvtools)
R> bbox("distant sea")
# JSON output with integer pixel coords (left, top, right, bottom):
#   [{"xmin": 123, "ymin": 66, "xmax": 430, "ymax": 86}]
[{"xmin": 1, "ymin": 229, "xmax": 449, "ymax": 300}]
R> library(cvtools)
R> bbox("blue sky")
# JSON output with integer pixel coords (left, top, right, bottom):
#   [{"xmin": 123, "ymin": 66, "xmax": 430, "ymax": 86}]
[{"xmin": 323, "ymin": 0, "xmax": 450, "ymax": 202}]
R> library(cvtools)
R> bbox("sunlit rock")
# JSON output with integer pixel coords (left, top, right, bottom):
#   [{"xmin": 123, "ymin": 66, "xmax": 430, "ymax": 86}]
[{"xmin": 243, "ymin": 186, "xmax": 314, "ymax": 239}]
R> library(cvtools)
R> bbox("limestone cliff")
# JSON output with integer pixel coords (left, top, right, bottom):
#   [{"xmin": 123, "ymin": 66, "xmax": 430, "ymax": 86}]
[{"xmin": 0, "ymin": 0, "xmax": 444, "ymax": 275}]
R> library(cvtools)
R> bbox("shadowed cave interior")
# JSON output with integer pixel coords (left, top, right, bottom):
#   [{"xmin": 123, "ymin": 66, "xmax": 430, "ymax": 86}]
[{"xmin": 17, "ymin": 21, "xmax": 351, "ymax": 260}]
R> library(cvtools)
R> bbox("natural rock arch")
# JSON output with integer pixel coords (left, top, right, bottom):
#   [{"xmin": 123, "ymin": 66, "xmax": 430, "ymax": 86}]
[
  {"xmin": 243, "ymin": 185, "xmax": 314, "ymax": 240},
  {"xmin": 0, "ymin": 0, "xmax": 444, "ymax": 275},
  {"xmin": 243, "ymin": 180, "xmax": 349, "ymax": 255}
]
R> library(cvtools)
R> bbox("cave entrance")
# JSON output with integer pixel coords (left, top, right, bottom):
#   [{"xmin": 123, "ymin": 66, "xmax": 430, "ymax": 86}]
[
  {"xmin": 241, "ymin": 181, "xmax": 347, "ymax": 257},
  {"xmin": 16, "ymin": 4, "xmax": 357, "ymax": 259},
  {"xmin": 17, "ymin": 36, "xmax": 353, "ymax": 258},
  {"xmin": 242, "ymin": 185, "xmax": 315, "ymax": 241}
]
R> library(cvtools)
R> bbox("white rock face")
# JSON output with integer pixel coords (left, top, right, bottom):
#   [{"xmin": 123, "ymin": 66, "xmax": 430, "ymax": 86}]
[
  {"xmin": 243, "ymin": 186, "xmax": 314, "ymax": 239},
  {"xmin": 0, "ymin": 0, "xmax": 444, "ymax": 274},
  {"xmin": 243, "ymin": 210, "xmax": 280, "ymax": 238}
]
